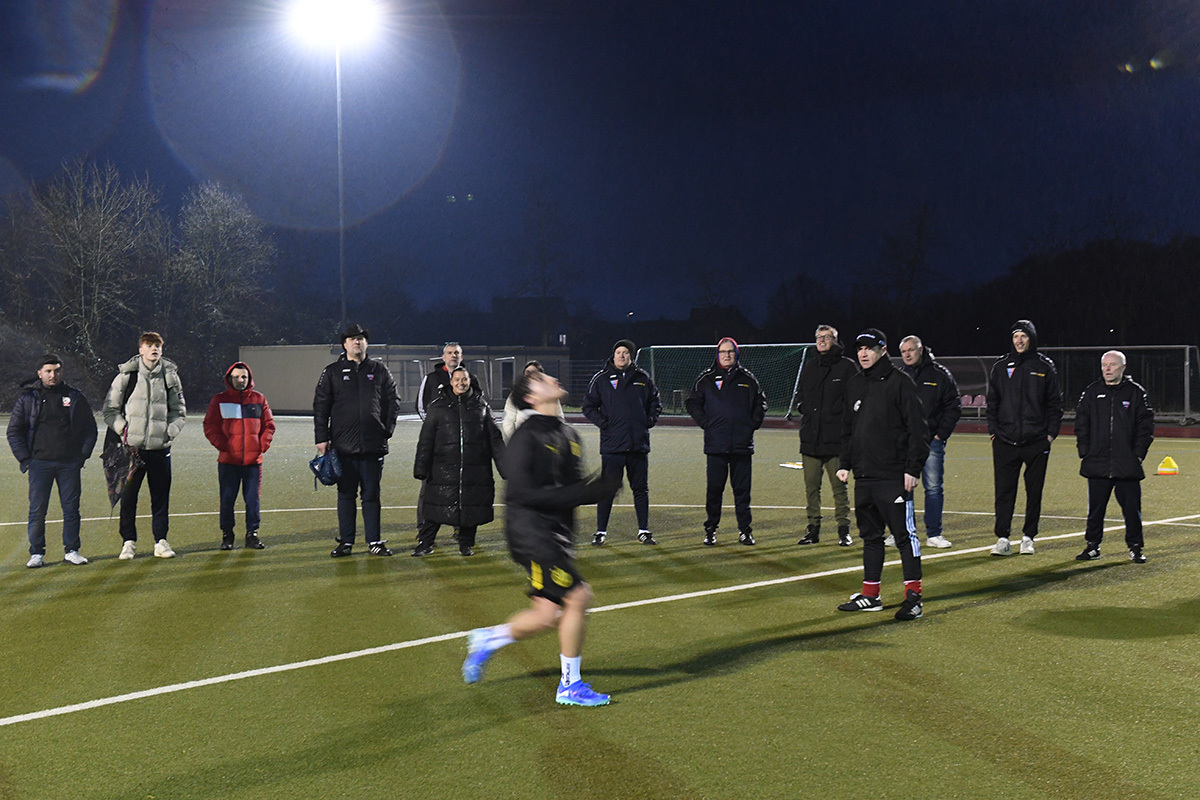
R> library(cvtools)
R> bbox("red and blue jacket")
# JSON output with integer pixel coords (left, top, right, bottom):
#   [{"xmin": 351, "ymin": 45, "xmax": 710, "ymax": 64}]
[{"xmin": 203, "ymin": 362, "xmax": 275, "ymax": 465}]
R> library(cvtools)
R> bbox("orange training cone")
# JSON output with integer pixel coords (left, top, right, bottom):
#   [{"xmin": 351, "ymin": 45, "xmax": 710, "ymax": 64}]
[{"xmin": 1156, "ymin": 456, "xmax": 1179, "ymax": 476}]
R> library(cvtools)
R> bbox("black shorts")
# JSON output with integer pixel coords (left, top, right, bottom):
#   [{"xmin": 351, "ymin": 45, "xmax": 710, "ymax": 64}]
[{"xmin": 515, "ymin": 552, "xmax": 584, "ymax": 606}]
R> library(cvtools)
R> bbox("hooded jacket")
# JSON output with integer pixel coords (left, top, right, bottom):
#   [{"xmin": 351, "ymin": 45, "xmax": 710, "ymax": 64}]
[
  {"xmin": 7, "ymin": 376, "xmax": 97, "ymax": 470},
  {"xmin": 203, "ymin": 362, "xmax": 276, "ymax": 466},
  {"xmin": 839, "ymin": 354, "xmax": 930, "ymax": 480},
  {"xmin": 313, "ymin": 353, "xmax": 400, "ymax": 456},
  {"xmin": 796, "ymin": 341, "xmax": 858, "ymax": 457},
  {"xmin": 581, "ymin": 357, "xmax": 662, "ymax": 454},
  {"xmin": 418, "ymin": 361, "xmax": 482, "ymax": 419},
  {"xmin": 685, "ymin": 339, "xmax": 768, "ymax": 455},
  {"xmin": 1075, "ymin": 376, "xmax": 1155, "ymax": 481},
  {"xmin": 103, "ymin": 355, "xmax": 186, "ymax": 451},
  {"xmin": 413, "ymin": 386, "xmax": 506, "ymax": 527},
  {"xmin": 899, "ymin": 348, "xmax": 962, "ymax": 443},
  {"xmin": 986, "ymin": 320, "xmax": 1063, "ymax": 446}
]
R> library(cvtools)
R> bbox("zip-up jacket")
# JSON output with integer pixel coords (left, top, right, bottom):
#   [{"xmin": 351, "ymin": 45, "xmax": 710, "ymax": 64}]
[
  {"xmin": 686, "ymin": 362, "xmax": 767, "ymax": 455},
  {"xmin": 986, "ymin": 351, "xmax": 1063, "ymax": 446},
  {"xmin": 203, "ymin": 362, "xmax": 276, "ymax": 466},
  {"xmin": 418, "ymin": 361, "xmax": 482, "ymax": 419},
  {"xmin": 795, "ymin": 343, "xmax": 858, "ymax": 457},
  {"xmin": 1075, "ymin": 376, "xmax": 1155, "ymax": 481},
  {"xmin": 839, "ymin": 356, "xmax": 930, "ymax": 479},
  {"xmin": 413, "ymin": 387, "xmax": 505, "ymax": 527},
  {"xmin": 900, "ymin": 350, "xmax": 962, "ymax": 443},
  {"xmin": 581, "ymin": 360, "xmax": 662, "ymax": 454},
  {"xmin": 313, "ymin": 355, "xmax": 399, "ymax": 456},
  {"xmin": 7, "ymin": 377, "xmax": 97, "ymax": 470},
  {"xmin": 103, "ymin": 356, "xmax": 186, "ymax": 450}
]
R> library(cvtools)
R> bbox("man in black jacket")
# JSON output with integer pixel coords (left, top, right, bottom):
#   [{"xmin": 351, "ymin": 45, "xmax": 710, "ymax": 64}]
[
  {"xmin": 7, "ymin": 354, "xmax": 97, "ymax": 567},
  {"xmin": 582, "ymin": 339, "xmax": 663, "ymax": 546},
  {"xmin": 1074, "ymin": 350, "xmax": 1155, "ymax": 563},
  {"xmin": 685, "ymin": 337, "xmax": 768, "ymax": 546},
  {"xmin": 986, "ymin": 320, "xmax": 1063, "ymax": 556},
  {"xmin": 462, "ymin": 370, "xmax": 618, "ymax": 707},
  {"xmin": 836, "ymin": 330, "xmax": 929, "ymax": 621},
  {"xmin": 313, "ymin": 324, "xmax": 401, "ymax": 558},
  {"xmin": 899, "ymin": 335, "xmax": 962, "ymax": 549},
  {"xmin": 796, "ymin": 325, "xmax": 857, "ymax": 547}
]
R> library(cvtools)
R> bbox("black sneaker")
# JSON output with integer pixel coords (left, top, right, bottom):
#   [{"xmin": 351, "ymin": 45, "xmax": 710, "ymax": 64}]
[
  {"xmin": 796, "ymin": 525, "xmax": 820, "ymax": 545},
  {"xmin": 245, "ymin": 532, "xmax": 265, "ymax": 550},
  {"xmin": 838, "ymin": 593, "xmax": 882, "ymax": 612},
  {"xmin": 220, "ymin": 532, "xmax": 235, "ymax": 551},
  {"xmin": 1129, "ymin": 547, "xmax": 1147, "ymax": 564},
  {"xmin": 637, "ymin": 531, "xmax": 657, "ymax": 545},
  {"xmin": 459, "ymin": 545, "xmax": 475, "ymax": 557},
  {"xmin": 330, "ymin": 542, "xmax": 353, "ymax": 558},
  {"xmin": 894, "ymin": 589, "xmax": 923, "ymax": 621},
  {"xmin": 1076, "ymin": 543, "xmax": 1101, "ymax": 561},
  {"xmin": 739, "ymin": 531, "xmax": 756, "ymax": 546},
  {"xmin": 703, "ymin": 530, "xmax": 717, "ymax": 546},
  {"xmin": 411, "ymin": 544, "xmax": 434, "ymax": 557},
  {"xmin": 368, "ymin": 541, "xmax": 393, "ymax": 556},
  {"xmin": 838, "ymin": 526, "xmax": 853, "ymax": 547},
  {"xmin": 592, "ymin": 531, "xmax": 607, "ymax": 547}
]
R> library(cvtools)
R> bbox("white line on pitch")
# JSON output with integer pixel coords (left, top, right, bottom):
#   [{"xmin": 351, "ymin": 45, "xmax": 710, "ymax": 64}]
[{"xmin": 2, "ymin": 512, "xmax": 1196, "ymax": 729}]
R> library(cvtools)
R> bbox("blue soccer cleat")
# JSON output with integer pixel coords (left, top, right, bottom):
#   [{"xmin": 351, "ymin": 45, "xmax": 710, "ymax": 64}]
[
  {"xmin": 462, "ymin": 628, "xmax": 495, "ymax": 684},
  {"xmin": 555, "ymin": 680, "xmax": 610, "ymax": 707}
]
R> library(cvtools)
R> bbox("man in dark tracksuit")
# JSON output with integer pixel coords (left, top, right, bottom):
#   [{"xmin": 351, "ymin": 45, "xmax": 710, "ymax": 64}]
[
  {"xmin": 313, "ymin": 324, "xmax": 401, "ymax": 558},
  {"xmin": 836, "ymin": 329, "xmax": 929, "ymax": 621},
  {"xmin": 461, "ymin": 370, "xmax": 619, "ymax": 707},
  {"xmin": 1074, "ymin": 350, "xmax": 1155, "ymax": 563},
  {"xmin": 899, "ymin": 335, "xmax": 962, "ymax": 549},
  {"xmin": 986, "ymin": 319, "xmax": 1063, "ymax": 556},
  {"xmin": 795, "ymin": 325, "xmax": 857, "ymax": 547},
  {"xmin": 582, "ymin": 339, "xmax": 663, "ymax": 546},
  {"xmin": 685, "ymin": 337, "xmax": 768, "ymax": 546}
]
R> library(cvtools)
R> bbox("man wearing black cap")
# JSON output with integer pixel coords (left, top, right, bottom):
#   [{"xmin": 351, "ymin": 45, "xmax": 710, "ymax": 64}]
[
  {"xmin": 313, "ymin": 324, "xmax": 401, "ymax": 557},
  {"xmin": 985, "ymin": 320, "xmax": 1063, "ymax": 556},
  {"xmin": 835, "ymin": 329, "xmax": 929, "ymax": 621},
  {"xmin": 582, "ymin": 340, "xmax": 663, "ymax": 545}
]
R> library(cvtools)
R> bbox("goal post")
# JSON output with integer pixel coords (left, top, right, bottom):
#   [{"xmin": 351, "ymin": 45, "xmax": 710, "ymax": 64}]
[{"xmin": 636, "ymin": 344, "xmax": 812, "ymax": 417}]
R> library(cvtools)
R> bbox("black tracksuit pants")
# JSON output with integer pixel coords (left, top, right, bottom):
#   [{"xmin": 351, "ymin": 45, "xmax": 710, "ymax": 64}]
[
  {"xmin": 992, "ymin": 439, "xmax": 1050, "ymax": 539},
  {"xmin": 1085, "ymin": 477, "xmax": 1144, "ymax": 549},
  {"xmin": 854, "ymin": 477, "xmax": 922, "ymax": 584},
  {"xmin": 705, "ymin": 453, "xmax": 752, "ymax": 534}
]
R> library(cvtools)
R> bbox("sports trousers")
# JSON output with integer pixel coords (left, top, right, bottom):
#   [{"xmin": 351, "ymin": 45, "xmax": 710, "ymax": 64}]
[{"xmin": 854, "ymin": 477, "xmax": 922, "ymax": 584}]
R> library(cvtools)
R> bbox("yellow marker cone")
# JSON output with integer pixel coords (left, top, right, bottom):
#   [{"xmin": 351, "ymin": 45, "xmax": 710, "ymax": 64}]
[{"xmin": 1157, "ymin": 456, "xmax": 1179, "ymax": 476}]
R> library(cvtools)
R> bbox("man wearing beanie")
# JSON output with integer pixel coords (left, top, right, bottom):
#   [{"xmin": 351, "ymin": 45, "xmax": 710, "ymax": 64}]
[
  {"xmin": 582, "ymin": 340, "xmax": 663, "ymax": 546},
  {"xmin": 836, "ymin": 329, "xmax": 929, "ymax": 621},
  {"xmin": 985, "ymin": 320, "xmax": 1063, "ymax": 556},
  {"xmin": 685, "ymin": 337, "xmax": 768, "ymax": 546}
]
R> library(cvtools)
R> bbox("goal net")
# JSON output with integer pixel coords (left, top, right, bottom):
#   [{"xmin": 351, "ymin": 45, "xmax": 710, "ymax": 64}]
[{"xmin": 636, "ymin": 344, "xmax": 812, "ymax": 417}]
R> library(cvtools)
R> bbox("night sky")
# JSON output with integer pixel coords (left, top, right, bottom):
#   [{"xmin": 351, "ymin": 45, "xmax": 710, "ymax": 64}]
[{"xmin": 3, "ymin": 0, "xmax": 1200, "ymax": 324}]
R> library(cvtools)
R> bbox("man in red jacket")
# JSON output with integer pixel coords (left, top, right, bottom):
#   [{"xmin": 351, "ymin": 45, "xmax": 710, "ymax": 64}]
[{"xmin": 203, "ymin": 362, "xmax": 276, "ymax": 550}]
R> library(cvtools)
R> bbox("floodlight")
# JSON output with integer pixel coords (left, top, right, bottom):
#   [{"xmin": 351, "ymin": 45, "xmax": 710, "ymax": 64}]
[{"xmin": 287, "ymin": 0, "xmax": 383, "ymax": 48}]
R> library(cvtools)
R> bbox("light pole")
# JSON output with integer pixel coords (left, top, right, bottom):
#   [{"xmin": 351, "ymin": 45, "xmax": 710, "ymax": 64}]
[{"xmin": 287, "ymin": 0, "xmax": 382, "ymax": 330}]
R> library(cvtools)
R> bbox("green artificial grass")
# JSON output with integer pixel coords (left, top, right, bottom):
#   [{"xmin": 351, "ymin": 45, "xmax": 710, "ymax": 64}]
[{"xmin": 0, "ymin": 417, "xmax": 1197, "ymax": 799}]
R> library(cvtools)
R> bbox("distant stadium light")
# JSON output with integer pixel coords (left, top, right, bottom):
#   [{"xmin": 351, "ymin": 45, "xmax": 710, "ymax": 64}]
[{"xmin": 287, "ymin": 0, "xmax": 383, "ymax": 48}]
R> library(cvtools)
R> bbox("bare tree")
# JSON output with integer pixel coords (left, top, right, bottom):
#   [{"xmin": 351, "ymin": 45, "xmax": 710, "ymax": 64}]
[{"xmin": 26, "ymin": 160, "xmax": 169, "ymax": 371}]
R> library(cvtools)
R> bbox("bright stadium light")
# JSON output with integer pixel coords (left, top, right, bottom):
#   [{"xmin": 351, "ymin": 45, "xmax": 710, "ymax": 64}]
[{"xmin": 286, "ymin": 0, "xmax": 383, "ymax": 328}]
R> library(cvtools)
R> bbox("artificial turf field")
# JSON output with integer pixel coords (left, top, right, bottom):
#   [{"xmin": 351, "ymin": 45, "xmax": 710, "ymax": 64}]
[{"xmin": 0, "ymin": 416, "xmax": 1197, "ymax": 800}]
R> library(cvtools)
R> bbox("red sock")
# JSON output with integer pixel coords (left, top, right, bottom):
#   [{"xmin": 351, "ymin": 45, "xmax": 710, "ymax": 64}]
[
  {"xmin": 862, "ymin": 581, "xmax": 881, "ymax": 598},
  {"xmin": 904, "ymin": 579, "xmax": 922, "ymax": 595}
]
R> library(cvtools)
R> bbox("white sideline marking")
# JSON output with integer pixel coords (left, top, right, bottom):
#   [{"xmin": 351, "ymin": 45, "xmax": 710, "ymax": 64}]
[{"xmin": 2, "ymin": 512, "xmax": 1197, "ymax": 729}]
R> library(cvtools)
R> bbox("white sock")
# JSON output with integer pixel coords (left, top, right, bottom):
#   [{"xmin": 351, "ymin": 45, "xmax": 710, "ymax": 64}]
[
  {"xmin": 560, "ymin": 655, "xmax": 581, "ymax": 687},
  {"xmin": 486, "ymin": 624, "xmax": 515, "ymax": 649}
]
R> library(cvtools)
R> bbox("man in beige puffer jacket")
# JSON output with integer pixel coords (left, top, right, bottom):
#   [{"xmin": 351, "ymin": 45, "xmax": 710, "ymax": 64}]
[{"xmin": 103, "ymin": 331, "xmax": 186, "ymax": 560}]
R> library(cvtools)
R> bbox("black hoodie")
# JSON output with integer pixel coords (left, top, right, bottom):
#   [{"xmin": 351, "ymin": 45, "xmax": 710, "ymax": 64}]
[
  {"xmin": 986, "ymin": 320, "xmax": 1064, "ymax": 446},
  {"xmin": 839, "ymin": 354, "xmax": 929, "ymax": 479}
]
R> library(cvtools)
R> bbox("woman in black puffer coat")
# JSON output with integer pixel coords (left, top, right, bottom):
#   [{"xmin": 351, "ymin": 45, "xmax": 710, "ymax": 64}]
[{"xmin": 413, "ymin": 367, "xmax": 505, "ymax": 556}]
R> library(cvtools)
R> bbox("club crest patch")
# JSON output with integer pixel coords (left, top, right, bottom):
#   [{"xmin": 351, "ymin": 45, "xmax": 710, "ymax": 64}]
[
  {"xmin": 1122, "ymin": 401, "xmax": 1130, "ymax": 409},
  {"xmin": 62, "ymin": 396, "xmax": 72, "ymax": 406},
  {"xmin": 610, "ymin": 379, "xmax": 619, "ymax": 390},
  {"xmin": 1007, "ymin": 367, "xmax": 1015, "ymax": 378},
  {"xmin": 715, "ymin": 379, "xmax": 723, "ymax": 390}
]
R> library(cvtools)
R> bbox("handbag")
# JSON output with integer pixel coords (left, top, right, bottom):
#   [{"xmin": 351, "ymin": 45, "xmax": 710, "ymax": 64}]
[{"xmin": 309, "ymin": 447, "xmax": 342, "ymax": 488}]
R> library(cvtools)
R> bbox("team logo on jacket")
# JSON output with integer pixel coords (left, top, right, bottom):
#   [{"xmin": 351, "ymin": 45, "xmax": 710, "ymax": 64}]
[
  {"xmin": 368, "ymin": 373, "xmax": 375, "ymax": 381},
  {"xmin": 1006, "ymin": 368, "xmax": 1015, "ymax": 378},
  {"xmin": 715, "ymin": 379, "xmax": 723, "ymax": 390},
  {"xmin": 1123, "ymin": 401, "xmax": 1130, "ymax": 409},
  {"xmin": 854, "ymin": 399, "xmax": 861, "ymax": 411},
  {"xmin": 610, "ymin": 379, "xmax": 619, "ymax": 390},
  {"xmin": 62, "ymin": 396, "xmax": 72, "ymax": 406}
]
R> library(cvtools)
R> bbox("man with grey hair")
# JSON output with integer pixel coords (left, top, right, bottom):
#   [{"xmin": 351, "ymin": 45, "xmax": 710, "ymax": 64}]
[
  {"xmin": 795, "ymin": 325, "xmax": 857, "ymax": 547},
  {"xmin": 1074, "ymin": 350, "xmax": 1155, "ymax": 563},
  {"xmin": 899, "ymin": 335, "xmax": 961, "ymax": 548}
]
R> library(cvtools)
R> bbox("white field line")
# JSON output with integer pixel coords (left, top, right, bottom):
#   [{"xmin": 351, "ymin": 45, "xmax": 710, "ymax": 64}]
[{"xmin": 2, "ymin": 512, "xmax": 1196, "ymax": 730}]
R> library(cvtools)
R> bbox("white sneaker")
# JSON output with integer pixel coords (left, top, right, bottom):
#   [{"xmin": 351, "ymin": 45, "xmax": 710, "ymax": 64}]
[
  {"xmin": 991, "ymin": 537, "xmax": 1012, "ymax": 556},
  {"xmin": 119, "ymin": 540, "xmax": 136, "ymax": 560},
  {"xmin": 926, "ymin": 535, "xmax": 953, "ymax": 549},
  {"xmin": 883, "ymin": 534, "xmax": 896, "ymax": 547},
  {"xmin": 64, "ymin": 551, "xmax": 88, "ymax": 565},
  {"xmin": 1019, "ymin": 536, "xmax": 1035, "ymax": 555},
  {"xmin": 154, "ymin": 540, "xmax": 176, "ymax": 559},
  {"xmin": 26, "ymin": 554, "xmax": 44, "ymax": 568}
]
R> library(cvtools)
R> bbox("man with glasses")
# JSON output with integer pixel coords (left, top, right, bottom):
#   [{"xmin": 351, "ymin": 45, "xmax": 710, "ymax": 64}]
[{"xmin": 795, "ymin": 325, "xmax": 857, "ymax": 547}]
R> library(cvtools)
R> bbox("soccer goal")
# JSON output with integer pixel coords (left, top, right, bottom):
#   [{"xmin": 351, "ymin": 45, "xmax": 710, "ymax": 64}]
[{"xmin": 636, "ymin": 344, "xmax": 812, "ymax": 417}]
